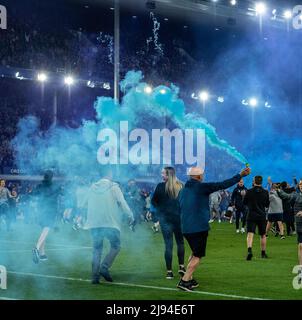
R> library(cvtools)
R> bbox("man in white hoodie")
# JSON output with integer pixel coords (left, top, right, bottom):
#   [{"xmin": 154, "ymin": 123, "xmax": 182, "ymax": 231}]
[{"xmin": 85, "ymin": 167, "xmax": 134, "ymax": 284}]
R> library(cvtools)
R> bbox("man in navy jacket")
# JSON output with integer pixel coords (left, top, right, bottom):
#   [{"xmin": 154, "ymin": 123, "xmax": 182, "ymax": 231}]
[{"xmin": 177, "ymin": 166, "xmax": 251, "ymax": 291}]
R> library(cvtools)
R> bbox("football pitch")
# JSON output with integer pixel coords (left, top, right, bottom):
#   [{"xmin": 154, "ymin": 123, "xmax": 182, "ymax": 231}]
[{"xmin": 0, "ymin": 221, "xmax": 301, "ymax": 300}]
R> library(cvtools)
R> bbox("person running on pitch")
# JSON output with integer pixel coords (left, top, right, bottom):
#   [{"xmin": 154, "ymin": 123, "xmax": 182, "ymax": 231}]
[
  {"xmin": 32, "ymin": 170, "xmax": 62, "ymax": 263},
  {"xmin": 84, "ymin": 167, "xmax": 134, "ymax": 284},
  {"xmin": 177, "ymin": 166, "xmax": 251, "ymax": 291}
]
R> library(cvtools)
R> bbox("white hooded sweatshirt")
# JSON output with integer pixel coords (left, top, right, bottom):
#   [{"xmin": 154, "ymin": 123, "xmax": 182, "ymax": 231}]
[{"xmin": 85, "ymin": 179, "xmax": 134, "ymax": 231}]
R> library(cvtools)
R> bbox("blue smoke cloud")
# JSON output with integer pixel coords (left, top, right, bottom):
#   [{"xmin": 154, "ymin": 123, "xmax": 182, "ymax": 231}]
[
  {"xmin": 190, "ymin": 29, "xmax": 302, "ymax": 184},
  {"xmin": 11, "ymin": 70, "xmax": 247, "ymax": 181}
]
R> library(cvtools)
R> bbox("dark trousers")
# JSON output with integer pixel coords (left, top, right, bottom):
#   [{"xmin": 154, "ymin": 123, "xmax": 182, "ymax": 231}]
[
  {"xmin": 284, "ymin": 212, "xmax": 295, "ymax": 236},
  {"xmin": 285, "ymin": 221, "xmax": 296, "ymax": 235},
  {"xmin": 90, "ymin": 228, "xmax": 121, "ymax": 281},
  {"xmin": 235, "ymin": 207, "xmax": 247, "ymax": 230},
  {"xmin": 160, "ymin": 220, "xmax": 184, "ymax": 270}
]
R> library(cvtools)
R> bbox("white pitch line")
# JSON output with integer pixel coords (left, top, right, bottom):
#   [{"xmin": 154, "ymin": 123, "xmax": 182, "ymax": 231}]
[
  {"xmin": 0, "ymin": 239, "xmax": 91, "ymax": 249},
  {"xmin": 0, "ymin": 247, "xmax": 91, "ymax": 254},
  {"xmin": 8, "ymin": 271, "xmax": 266, "ymax": 300},
  {"xmin": 0, "ymin": 297, "xmax": 20, "ymax": 300}
]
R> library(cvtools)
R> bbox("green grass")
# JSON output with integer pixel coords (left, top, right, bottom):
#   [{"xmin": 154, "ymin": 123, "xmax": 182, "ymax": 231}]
[{"xmin": 0, "ymin": 221, "xmax": 301, "ymax": 300}]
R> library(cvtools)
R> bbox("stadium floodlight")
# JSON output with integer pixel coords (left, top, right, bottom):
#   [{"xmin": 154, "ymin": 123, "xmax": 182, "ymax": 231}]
[
  {"xmin": 264, "ymin": 101, "xmax": 272, "ymax": 108},
  {"xmin": 37, "ymin": 73, "xmax": 47, "ymax": 82},
  {"xmin": 159, "ymin": 89, "xmax": 167, "ymax": 94},
  {"xmin": 199, "ymin": 91, "xmax": 209, "ymax": 102},
  {"xmin": 230, "ymin": 0, "xmax": 237, "ymax": 6},
  {"xmin": 217, "ymin": 96, "xmax": 224, "ymax": 103},
  {"xmin": 249, "ymin": 98, "xmax": 258, "ymax": 107},
  {"xmin": 64, "ymin": 76, "xmax": 74, "ymax": 86},
  {"xmin": 87, "ymin": 80, "xmax": 95, "ymax": 88},
  {"xmin": 284, "ymin": 10, "xmax": 292, "ymax": 19},
  {"xmin": 144, "ymin": 85, "xmax": 153, "ymax": 94},
  {"xmin": 15, "ymin": 72, "xmax": 24, "ymax": 80},
  {"xmin": 103, "ymin": 83, "xmax": 111, "ymax": 90},
  {"xmin": 255, "ymin": 2, "xmax": 266, "ymax": 15}
]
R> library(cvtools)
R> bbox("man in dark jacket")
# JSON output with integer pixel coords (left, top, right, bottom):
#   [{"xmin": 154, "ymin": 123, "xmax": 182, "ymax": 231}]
[
  {"xmin": 243, "ymin": 176, "xmax": 269, "ymax": 261},
  {"xmin": 231, "ymin": 179, "xmax": 248, "ymax": 234},
  {"xmin": 177, "ymin": 166, "xmax": 251, "ymax": 291},
  {"xmin": 280, "ymin": 181, "xmax": 296, "ymax": 236},
  {"xmin": 278, "ymin": 180, "xmax": 302, "ymax": 270}
]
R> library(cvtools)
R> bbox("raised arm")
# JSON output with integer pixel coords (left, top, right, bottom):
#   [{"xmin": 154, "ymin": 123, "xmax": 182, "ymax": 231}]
[
  {"xmin": 267, "ymin": 176, "xmax": 273, "ymax": 191},
  {"xmin": 204, "ymin": 175, "xmax": 241, "ymax": 194},
  {"xmin": 206, "ymin": 168, "xmax": 251, "ymax": 194},
  {"xmin": 204, "ymin": 167, "xmax": 250, "ymax": 195},
  {"xmin": 293, "ymin": 176, "xmax": 298, "ymax": 188},
  {"xmin": 264, "ymin": 190, "xmax": 270, "ymax": 208},
  {"xmin": 277, "ymin": 189, "xmax": 297, "ymax": 202}
]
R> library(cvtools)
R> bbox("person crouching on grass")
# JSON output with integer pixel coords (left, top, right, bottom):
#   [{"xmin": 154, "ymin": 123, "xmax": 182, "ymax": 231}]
[{"xmin": 177, "ymin": 166, "xmax": 251, "ymax": 292}]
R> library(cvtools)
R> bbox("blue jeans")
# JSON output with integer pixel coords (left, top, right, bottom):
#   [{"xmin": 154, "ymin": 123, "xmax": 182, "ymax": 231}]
[
  {"xmin": 90, "ymin": 228, "xmax": 121, "ymax": 281},
  {"xmin": 160, "ymin": 220, "xmax": 184, "ymax": 270}
]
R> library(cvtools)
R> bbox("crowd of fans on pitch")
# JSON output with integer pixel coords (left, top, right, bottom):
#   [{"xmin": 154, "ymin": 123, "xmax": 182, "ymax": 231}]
[{"xmin": 0, "ymin": 175, "xmax": 298, "ymax": 240}]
